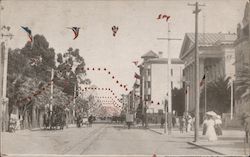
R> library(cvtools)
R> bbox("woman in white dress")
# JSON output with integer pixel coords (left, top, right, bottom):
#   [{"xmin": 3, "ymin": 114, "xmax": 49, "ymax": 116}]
[{"xmin": 204, "ymin": 116, "xmax": 217, "ymax": 141}]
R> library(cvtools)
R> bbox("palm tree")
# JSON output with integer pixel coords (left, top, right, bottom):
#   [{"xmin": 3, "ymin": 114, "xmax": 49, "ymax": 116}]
[
  {"xmin": 235, "ymin": 64, "xmax": 250, "ymax": 101},
  {"xmin": 200, "ymin": 77, "xmax": 231, "ymax": 115}
]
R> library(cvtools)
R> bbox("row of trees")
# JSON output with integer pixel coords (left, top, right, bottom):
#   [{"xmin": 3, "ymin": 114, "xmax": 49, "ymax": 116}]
[{"xmin": 7, "ymin": 34, "xmax": 92, "ymax": 129}]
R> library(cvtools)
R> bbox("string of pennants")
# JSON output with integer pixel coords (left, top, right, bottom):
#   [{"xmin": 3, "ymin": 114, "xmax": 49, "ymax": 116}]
[
  {"xmin": 129, "ymin": 91, "xmax": 162, "ymax": 106},
  {"xmin": 21, "ymin": 14, "xmax": 170, "ymax": 42},
  {"xmin": 85, "ymin": 67, "xmax": 128, "ymax": 91},
  {"xmin": 16, "ymin": 79, "xmax": 122, "ymax": 110},
  {"xmin": 77, "ymin": 86, "xmax": 122, "ymax": 108}
]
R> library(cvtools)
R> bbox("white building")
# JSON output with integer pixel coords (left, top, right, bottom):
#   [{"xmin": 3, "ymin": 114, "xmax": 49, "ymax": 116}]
[
  {"xmin": 139, "ymin": 51, "xmax": 184, "ymax": 114},
  {"xmin": 179, "ymin": 33, "xmax": 236, "ymax": 114}
]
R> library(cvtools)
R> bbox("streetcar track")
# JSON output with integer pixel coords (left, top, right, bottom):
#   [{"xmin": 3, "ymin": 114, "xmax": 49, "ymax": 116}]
[
  {"xmin": 62, "ymin": 124, "xmax": 106, "ymax": 154},
  {"xmin": 80, "ymin": 125, "xmax": 107, "ymax": 154}
]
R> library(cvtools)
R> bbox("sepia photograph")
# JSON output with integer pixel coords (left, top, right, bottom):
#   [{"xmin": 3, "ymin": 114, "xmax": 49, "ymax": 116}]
[{"xmin": 0, "ymin": 0, "xmax": 250, "ymax": 156}]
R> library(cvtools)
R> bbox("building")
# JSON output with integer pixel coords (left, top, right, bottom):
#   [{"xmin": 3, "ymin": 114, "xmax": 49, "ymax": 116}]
[
  {"xmin": 179, "ymin": 33, "xmax": 236, "ymax": 114},
  {"xmin": 139, "ymin": 50, "xmax": 184, "ymax": 117},
  {"xmin": 234, "ymin": 1, "xmax": 250, "ymax": 116}
]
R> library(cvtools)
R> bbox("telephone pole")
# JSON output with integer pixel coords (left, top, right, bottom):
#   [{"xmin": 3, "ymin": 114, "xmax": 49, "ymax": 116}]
[
  {"xmin": 188, "ymin": 2, "xmax": 205, "ymax": 142},
  {"xmin": 157, "ymin": 23, "xmax": 181, "ymax": 134},
  {"xmin": 50, "ymin": 68, "xmax": 54, "ymax": 113}
]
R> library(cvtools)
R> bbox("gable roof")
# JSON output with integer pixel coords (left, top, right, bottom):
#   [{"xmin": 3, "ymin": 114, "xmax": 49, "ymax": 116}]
[
  {"xmin": 141, "ymin": 50, "xmax": 159, "ymax": 59},
  {"xmin": 186, "ymin": 33, "xmax": 226, "ymax": 45},
  {"xmin": 179, "ymin": 33, "xmax": 236, "ymax": 59}
]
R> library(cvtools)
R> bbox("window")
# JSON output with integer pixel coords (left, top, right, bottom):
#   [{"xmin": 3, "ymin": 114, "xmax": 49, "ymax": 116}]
[
  {"xmin": 147, "ymin": 95, "xmax": 151, "ymax": 100},
  {"xmin": 147, "ymin": 81, "xmax": 151, "ymax": 88},
  {"xmin": 171, "ymin": 69, "xmax": 173, "ymax": 76},
  {"xmin": 148, "ymin": 69, "xmax": 151, "ymax": 76},
  {"xmin": 171, "ymin": 81, "xmax": 173, "ymax": 89}
]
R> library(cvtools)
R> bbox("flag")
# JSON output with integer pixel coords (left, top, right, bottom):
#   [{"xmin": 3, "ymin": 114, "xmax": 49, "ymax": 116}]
[
  {"xmin": 134, "ymin": 73, "xmax": 141, "ymax": 79},
  {"xmin": 132, "ymin": 61, "xmax": 138, "ymax": 66},
  {"xmin": 133, "ymin": 82, "xmax": 140, "ymax": 88},
  {"xmin": 21, "ymin": 26, "xmax": 33, "ymax": 42},
  {"xmin": 111, "ymin": 26, "xmax": 119, "ymax": 37},
  {"xmin": 156, "ymin": 14, "xmax": 170, "ymax": 22},
  {"xmin": 67, "ymin": 27, "xmax": 80, "ymax": 40},
  {"xmin": 200, "ymin": 74, "xmax": 206, "ymax": 87}
]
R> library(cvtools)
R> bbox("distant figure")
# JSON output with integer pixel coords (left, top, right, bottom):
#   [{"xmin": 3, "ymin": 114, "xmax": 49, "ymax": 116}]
[
  {"xmin": 88, "ymin": 115, "xmax": 93, "ymax": 127},
  {"xmin": 203, "ymin": 116, "xmax": 217, "ymax": 141},
  {"xmin": 172, "ymin": 116, "xmax": 176, "ymax": 128},
  {"xmin": 186, "ymin": 115, "xmax": 192, "ymax": 132},
  {"xmin": 160, "ymin": 117, "xmax": 165, "ymax": 128},
  {"xmin": 242, "ymin": 113, "xmax": 250, "ymax": 143},
  {"xmin": 179, "ymin": 116, "xmax": 185, "ymax": 133},
  {"xmin": 202, "ymin": 116, "xmax": 208, "ymax": 136},
  {"xmin": 214, "ymin": 115, "xmax": 222, "ymax": 136}
]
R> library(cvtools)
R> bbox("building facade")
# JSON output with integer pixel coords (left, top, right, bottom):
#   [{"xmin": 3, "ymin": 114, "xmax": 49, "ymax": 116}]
[
  {"xmin": 139, "ymin": 50, "xmax": 184, "ymax": 115},
  {"xmin": 179, "ymin": 33, "xmax": 236, "ymax": 114},
  {"xmin": 234, "ymin": 1, "xmax": 250, "ymax": 116}
]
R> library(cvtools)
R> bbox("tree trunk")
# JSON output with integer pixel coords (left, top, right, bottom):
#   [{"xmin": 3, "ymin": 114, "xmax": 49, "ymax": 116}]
[{"xmin": 32, "ymin": 104, "xmax": 37, "ymax": 128}]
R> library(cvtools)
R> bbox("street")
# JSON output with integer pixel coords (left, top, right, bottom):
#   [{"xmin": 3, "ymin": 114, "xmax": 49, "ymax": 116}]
[{"xmin": 2, "ymin": 123, "xmax": 217, "ymax": 156}]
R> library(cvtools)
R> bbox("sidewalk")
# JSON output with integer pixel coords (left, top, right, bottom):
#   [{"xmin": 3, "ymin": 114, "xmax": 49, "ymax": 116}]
[{"xmin": 147, "ymin": 124, "xmax": 250, "ymax": 156}]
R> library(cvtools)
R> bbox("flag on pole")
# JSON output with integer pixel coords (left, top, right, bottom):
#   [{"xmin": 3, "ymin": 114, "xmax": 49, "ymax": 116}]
[
  {"xmin": 134, "ymin": 73, "xmax": 141, "ymax": 79},
  {"xmin": 200, "ymin": 74, "xmax": 206, "ymax": 87}
]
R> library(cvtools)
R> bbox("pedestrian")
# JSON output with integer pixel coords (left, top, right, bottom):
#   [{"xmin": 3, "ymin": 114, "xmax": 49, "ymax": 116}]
[
  {"xmin": 88, "ymin": 115, "xmax": 93, "ymax": 127},
  {"xmin": 179, "ymin": 116, "xmax": 185, "ymax": 133},
  {"xmin": 202, "ymin": 115, "xmax": 208, "ymax": 136},
  {"xmin": 186, "ymin": 114, "xmax": 192, "ymax": 132},
  {"xmin": 167, "ymin": 113, "xmax": 172, "ymax": 134},
  {"xmin": 160, "ymin": 117, "xmax": 165, "ymax": 128},
  {"xmin": 203, "ymin": 115, "xmax": 217, "ymax": 141},
  {"xmin": 214, "ymin": 115, "xmax": 222, "ymax": 136},
  {"xmin": 172, "ymin": 116, "xmax": 176, "ymax": 128}
]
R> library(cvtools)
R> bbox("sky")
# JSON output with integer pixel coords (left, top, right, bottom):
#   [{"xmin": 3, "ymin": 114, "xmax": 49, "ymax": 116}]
[{"xmin": 1, "ymin": 0, "xmax": 247, "ymax": 102}]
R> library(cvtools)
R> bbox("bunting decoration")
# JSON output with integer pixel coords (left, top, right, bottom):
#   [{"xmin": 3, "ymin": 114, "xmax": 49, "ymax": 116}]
[
  {"xmin": 85, "ymin": 67, "xmax": 128, "ymax": 91},
  {"xmin": 67, "ymin": 27, "xmax": 80, "ymax": 40},
  {"xmin": 157, "ymin": 14, "xmax": 171, "ymax": 22},
  {"xmin": 21, "ymin": 26, "xmax": 33, "ymax": 42}
]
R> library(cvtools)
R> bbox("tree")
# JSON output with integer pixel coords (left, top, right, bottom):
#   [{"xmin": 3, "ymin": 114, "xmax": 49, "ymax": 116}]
[
  {"xmin": 55, "ymin": 48, "xmax": 89, "ymax": 96},
  {"xmin": 235, "ymin": 64, "xmax": 250, "ymax": 100},
  {"xmin": 172, "ymin": 88, "xmax": 185, "ymax": 116},
  {"xmin": 200, "ymin": 77, "xmax": 231, "ymax": 115}
]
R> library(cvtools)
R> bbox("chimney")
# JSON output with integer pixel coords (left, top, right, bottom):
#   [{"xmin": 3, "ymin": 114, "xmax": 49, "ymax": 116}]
[{"xmin": 158, "ymin": 51, "xmax": 163, "ymax": 58}]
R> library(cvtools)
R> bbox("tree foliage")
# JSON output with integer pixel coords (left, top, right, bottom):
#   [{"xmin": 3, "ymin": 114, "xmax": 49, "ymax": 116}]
[
  {"xmin": 172, "ymin": 88, "xmax": 185, "ymax": 116},
  {"xmin": 200, "ymin": 77, "xmax": 231, "ymax": 115}
]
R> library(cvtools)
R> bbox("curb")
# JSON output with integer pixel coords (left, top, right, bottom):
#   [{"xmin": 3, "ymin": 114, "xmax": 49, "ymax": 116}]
[
  {"xmin": 148, "ymin": 128, "xmax": 163, "ymax": 135},
  {"xmin": 187, "ymin": 141, "xmax": 225, "ymax": 155}
]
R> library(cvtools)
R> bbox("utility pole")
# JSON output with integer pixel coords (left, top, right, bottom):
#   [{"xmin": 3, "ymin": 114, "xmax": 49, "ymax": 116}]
[
  {"xmin": 157, "ymin": 23, "xmax": 181, "ymax": 134},
  {"xmin": 73, "ymin": 84, "xmax": 76, "ymax": 118},
  {"xmin": 230, "ymin": 78, "xmax": 234, "ymax": 120},
  {"xmin": 50, "ymin": 68, "xmax": 54, "ymax": 113},
  {"xmin": 141, "ymin": 66, "xmax": 145, "ymax": 127},
  {"xmin": 204, "ymin": 71, "xmax": 208, "ymax": 114},
  {"xmin": 188, "ymin": 2, "xmax": 205, "ymax": 142}
]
